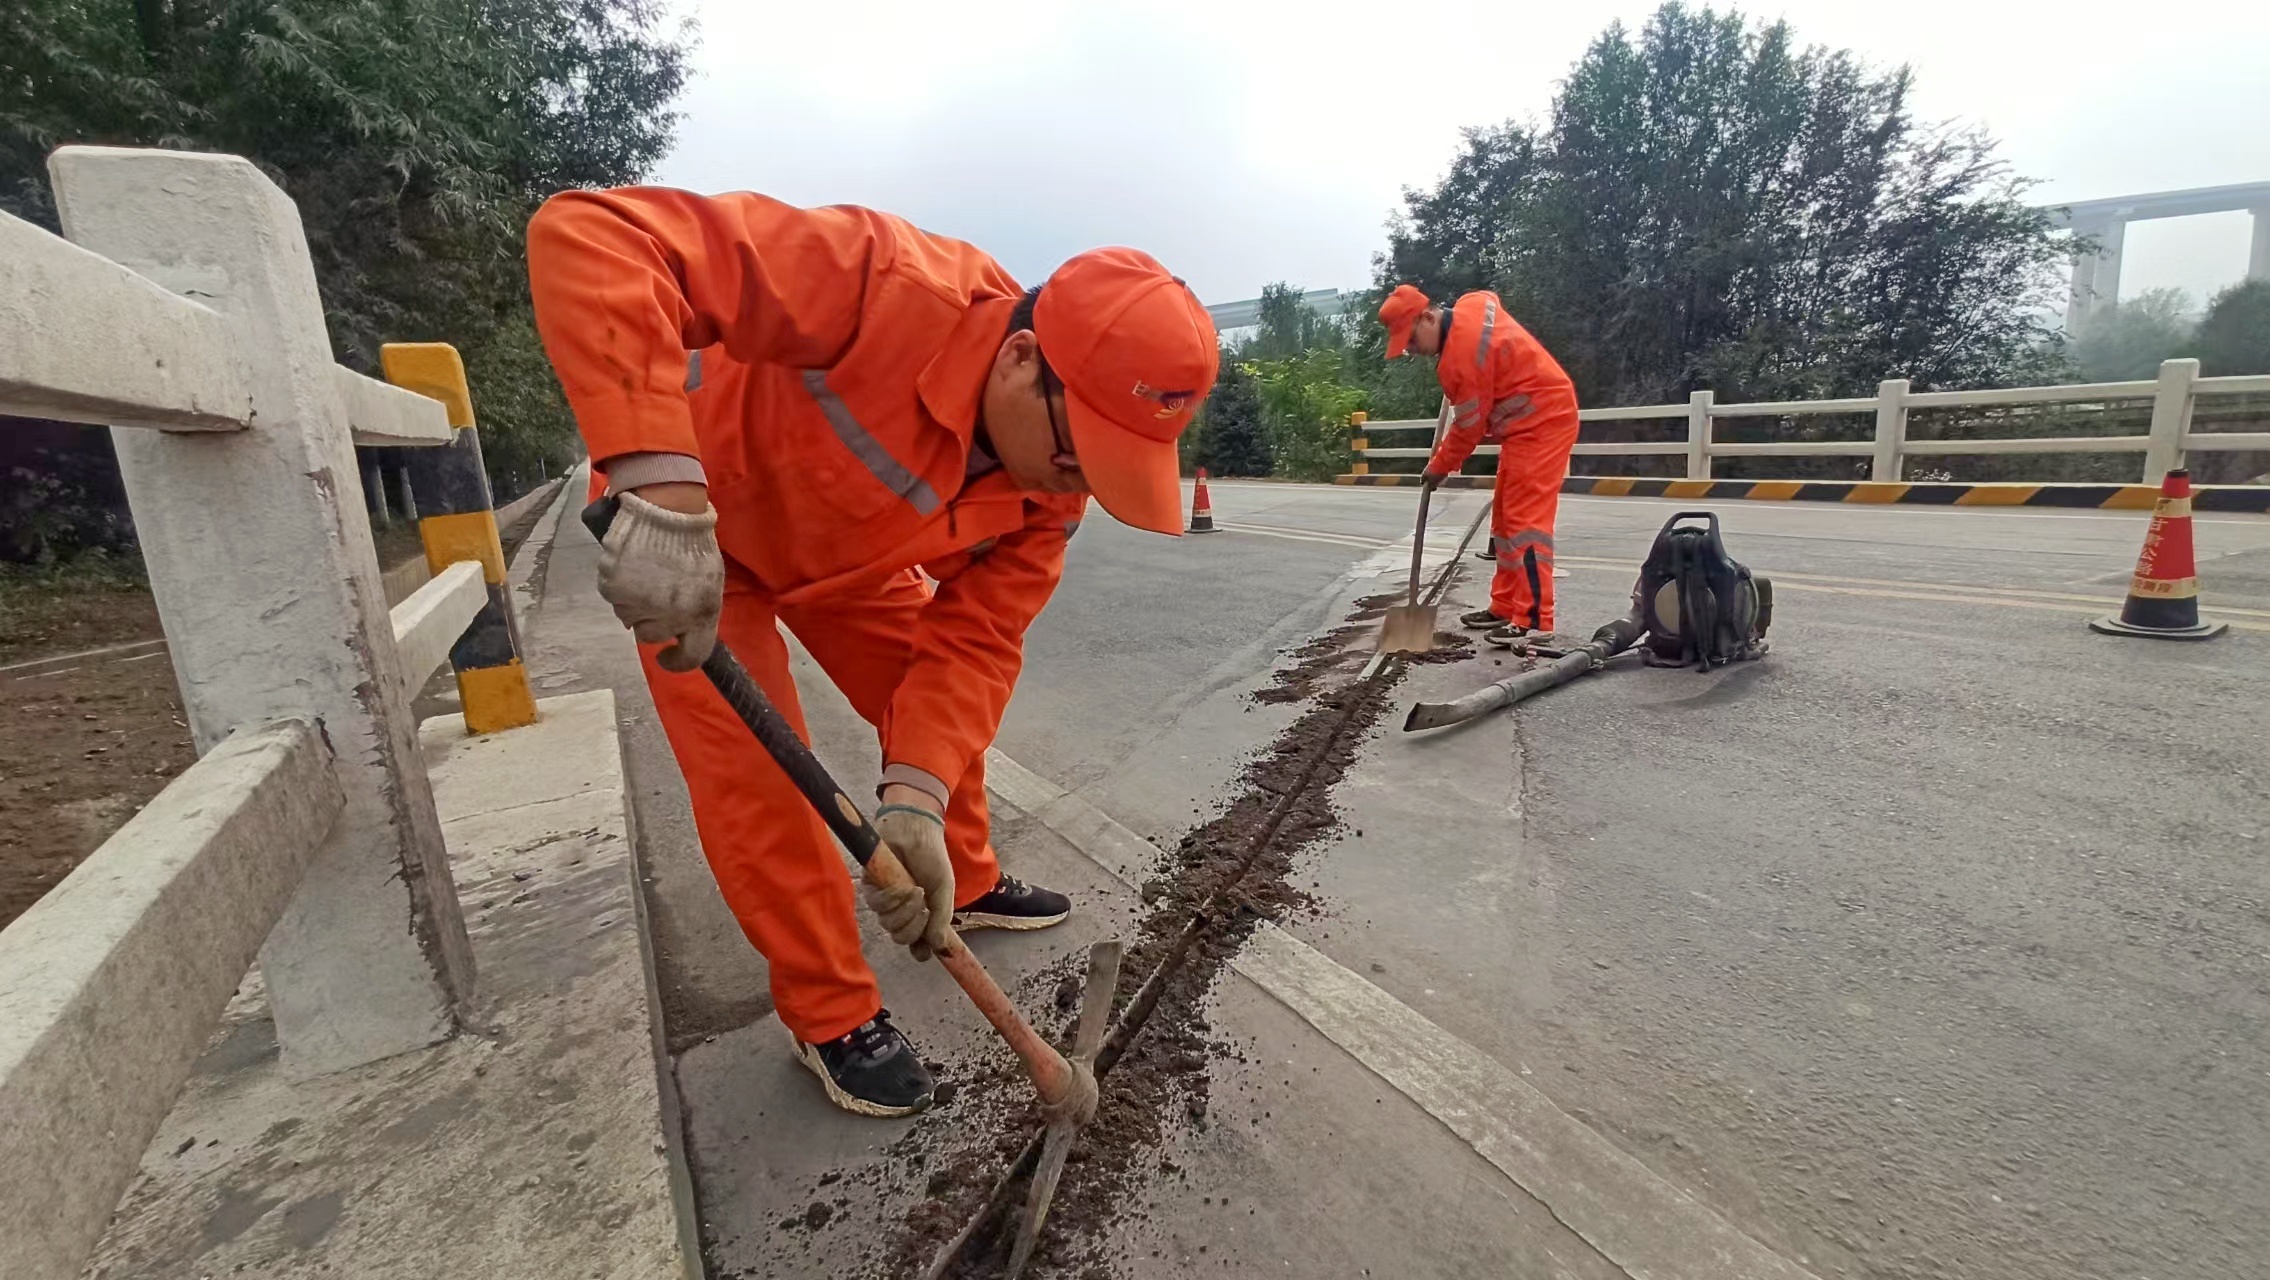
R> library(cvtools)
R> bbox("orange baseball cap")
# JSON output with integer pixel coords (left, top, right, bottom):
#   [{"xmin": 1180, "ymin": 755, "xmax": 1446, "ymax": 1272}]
[
  {"xmin": 1035, "ymin": 248, "xmax": 1220, "ymax": 536},
  {"xmin": 1379, "ymin": 283, "xmax": 1431, "ymax": 358}
]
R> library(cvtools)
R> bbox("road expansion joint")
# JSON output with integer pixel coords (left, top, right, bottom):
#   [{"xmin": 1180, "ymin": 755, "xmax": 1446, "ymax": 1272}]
[{"xmin": 879, "ymin": 517, "xmax": 1491, "ymax": 1276}]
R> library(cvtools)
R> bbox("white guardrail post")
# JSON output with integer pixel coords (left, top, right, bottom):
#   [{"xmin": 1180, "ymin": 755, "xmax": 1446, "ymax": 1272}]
[
  {"xmin": 1872, "ymin": 379, "xmax": 1909, "ymax": 482},
  {"xmin": 46, "ymin": 146, "xmax": 474, "ymax": 1075},
  {"xmin": 1685, "ymin": 390, "xmax": 1713, "ymax": 479},
  {"xmin": 2145, "ymin": 358, "xmax": 2198, "ymax": 482},
  {"xmin": 0, "ymin": 720, "xmax": 343, "ymax": 1280}
]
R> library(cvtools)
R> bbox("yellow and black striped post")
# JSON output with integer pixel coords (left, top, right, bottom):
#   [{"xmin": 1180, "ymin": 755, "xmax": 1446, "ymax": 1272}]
[
  {"xmin": 1349, "ymin": 411, "xmax": 1369, "ymax": 476},
  {"xmin": 381, "ymin": 342, "xmax": 539, "ymax": 733}
]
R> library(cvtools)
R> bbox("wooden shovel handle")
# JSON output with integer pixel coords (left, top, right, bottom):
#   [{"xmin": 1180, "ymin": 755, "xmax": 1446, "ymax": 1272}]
[{"xmin": 859, "ymin": 845, "xmax": 1076, "ymax": 1101}]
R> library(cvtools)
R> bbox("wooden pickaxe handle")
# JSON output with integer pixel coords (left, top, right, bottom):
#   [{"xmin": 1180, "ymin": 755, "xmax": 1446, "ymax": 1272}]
[
  {"xmin": 857, "ymin": 843, "xmax": 1075, "ymax": 1099},
  {"xmin": 581, "ymin": 497, "xmax": 1076, "ymax": 1104}
]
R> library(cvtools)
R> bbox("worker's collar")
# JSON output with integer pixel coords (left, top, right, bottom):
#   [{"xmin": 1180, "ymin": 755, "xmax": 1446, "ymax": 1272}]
[{"xmin": 917, "ymin": 294, "xmax": 1019, "ymax": 449}]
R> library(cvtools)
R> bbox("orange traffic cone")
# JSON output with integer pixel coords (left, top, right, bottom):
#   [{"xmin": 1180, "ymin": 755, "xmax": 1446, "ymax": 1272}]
[
  {"xmin": 1189, "ymin": 467, "xmax": 1217, "ymax": 534},
  {"xmin": 2090, "ymin": 468, "xmax": 2227, "ymax": 640}
]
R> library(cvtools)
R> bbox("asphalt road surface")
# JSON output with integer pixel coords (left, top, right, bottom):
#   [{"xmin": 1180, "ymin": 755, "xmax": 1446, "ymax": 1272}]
[{"xmin": 521, "ymin": 480, "xmax": 2270, "ymax": 1280}]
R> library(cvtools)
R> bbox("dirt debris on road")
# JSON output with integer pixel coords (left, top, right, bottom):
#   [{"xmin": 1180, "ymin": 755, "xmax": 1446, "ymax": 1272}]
[{"xmin": 852, "ymin": 595, "xmax": 1480, "ymax": 1279}]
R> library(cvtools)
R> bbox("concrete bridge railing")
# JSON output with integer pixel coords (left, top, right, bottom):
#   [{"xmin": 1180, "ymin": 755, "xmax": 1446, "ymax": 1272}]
[
  {"xmin": 0, "ymin": 146, "xmax": 538, "ymax": 1280},
  {"xmin": 1350, "ymin": 360, "xmax": 2270, "ymax": 484}
]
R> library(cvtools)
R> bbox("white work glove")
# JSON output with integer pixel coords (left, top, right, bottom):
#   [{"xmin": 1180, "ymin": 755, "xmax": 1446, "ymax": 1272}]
[
  {"xmin": 865, "ymin": 803, "xmax": 955, "ymax": 960},
  {"xmin": 597, "ymin": 491, "xmax": 723, "ymax": 673}
]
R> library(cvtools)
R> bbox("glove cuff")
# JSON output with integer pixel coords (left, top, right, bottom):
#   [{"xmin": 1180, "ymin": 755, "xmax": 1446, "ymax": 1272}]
[
  {"xmin": 614, "ymin": 491, "xmax": 718, "ymax": 559},
  {"xmin": 874, "ymin": 803, "xmax": 946, "ymax": 829}
]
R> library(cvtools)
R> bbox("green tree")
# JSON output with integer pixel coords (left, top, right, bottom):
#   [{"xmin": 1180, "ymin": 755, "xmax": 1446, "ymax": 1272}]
[
  {"xmin": 1240, "ymin": 282, "xmax": 1348, "ymax": 360},
  {"xmin": 2068, "ymin": 289, "xmax": 2195, "ymax": 382},
  {"xmin": 1373, "ymin": 3, "xmax": 2069, "ymax": 414},
  {"xmin": 2192, "ymin": 280, "xmax": 2270, "ymax": 376},
  {"xmin": 1189, "ymin": 363, "xmax": 1272, "ymax": 477},
  {"xmin": 0, "ymin": 0, "xmax": 690, "ymax": 514},
  {"xmin": 1251, "ymin": 351, "xmax": 1366, "ymax": 482},
  {"xmin": 1216, "ymin": 282, "xmax": 1372, "ymax": 480},
  {"xmin": 2186, "ymin": 280, "xmax": 2270, "ymax": 484}
]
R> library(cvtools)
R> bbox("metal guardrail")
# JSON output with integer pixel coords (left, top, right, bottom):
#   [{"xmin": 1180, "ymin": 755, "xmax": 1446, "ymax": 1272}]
[
  {"xmin": 0, "ymin": 145, "xmax": 542, "ymax": 1280},
  {"xmin": 1348, "ymin": 362, "xmax": 2270, "ymax": 485}
]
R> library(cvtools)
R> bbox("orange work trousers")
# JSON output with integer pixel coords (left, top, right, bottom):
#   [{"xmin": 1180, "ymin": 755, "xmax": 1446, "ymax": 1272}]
[
  {"xmin": 1488, "ymin": 412, "xmax": 1581, "ymax": 632},
  {"xmin": 639, "ymin": 560, "xmax": 1003, "ymax": 1045}
]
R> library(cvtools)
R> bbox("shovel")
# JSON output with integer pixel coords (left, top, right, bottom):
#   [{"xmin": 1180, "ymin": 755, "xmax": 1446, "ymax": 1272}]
[{"xmin": 1378, "ymin": 481, "xmax": 1438, "ymax": 654}]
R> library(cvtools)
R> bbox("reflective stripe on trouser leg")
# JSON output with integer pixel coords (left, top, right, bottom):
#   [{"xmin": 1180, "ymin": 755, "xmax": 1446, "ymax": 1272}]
[
  {"xmin": 778, "ymin": 570, "xmax": 1003, "ymax": 904},
  {"xmin": 641, "ymin": 580, "xmax": 881, "ymax": 1045},
  {"xmin": 1490, "ymin": 531, "xmax": 1553, "ymax": 632},
  {"xmin": 1489, "ymin": 424, "xmax": 1573, "ymax": 632}
]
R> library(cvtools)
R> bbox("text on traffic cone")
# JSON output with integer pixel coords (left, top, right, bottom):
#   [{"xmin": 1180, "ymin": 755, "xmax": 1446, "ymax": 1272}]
[{"xmin": 2088, "ymin": 468, "xmax": 2226, "ymax": 640}]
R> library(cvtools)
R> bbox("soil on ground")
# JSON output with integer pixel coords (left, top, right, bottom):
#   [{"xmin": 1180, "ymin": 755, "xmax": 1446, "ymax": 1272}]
[
  {"xmin": 0, "ymin": 487, "xmax": 558, "ymax": 931},
  {"xmin": 836, "ymin": 587, "xmax": 1489, "ymax": 1279}
]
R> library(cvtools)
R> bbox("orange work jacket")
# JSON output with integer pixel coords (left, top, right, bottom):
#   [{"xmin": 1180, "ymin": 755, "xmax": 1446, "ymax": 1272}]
[
  {"xmin": 1426, "ymin": 291, "xmax": 1580, "ymax": 476},
  {"xmin": 526, "ymin": 187, "xmax": 1087, "ymax": 799}
]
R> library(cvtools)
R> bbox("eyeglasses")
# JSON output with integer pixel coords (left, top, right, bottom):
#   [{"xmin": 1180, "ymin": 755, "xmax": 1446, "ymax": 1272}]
[{"xmin": 1038, "ymin": 357, "xmax": 1080, "ymax": 472}]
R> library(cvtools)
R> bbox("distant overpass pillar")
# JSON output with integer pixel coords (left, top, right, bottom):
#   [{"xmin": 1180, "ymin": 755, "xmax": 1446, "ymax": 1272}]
[
  {"xmin": 2067, "ymin": 219, "xmax": 2126, "ymax": 332},
  {"xmin": 2250, "ymin": 209, "xmax": 2269, "ymax": 283}
]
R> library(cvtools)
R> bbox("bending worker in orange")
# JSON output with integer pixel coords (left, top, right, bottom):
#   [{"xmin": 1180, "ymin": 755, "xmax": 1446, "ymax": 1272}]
[
  {"xmin": 527, "ymin": 189, "xmax": 1217, "ymax": 1117},
  {"xmin": 1379, "ymin": 284, "xmax": 1580, "ymax": 643}
]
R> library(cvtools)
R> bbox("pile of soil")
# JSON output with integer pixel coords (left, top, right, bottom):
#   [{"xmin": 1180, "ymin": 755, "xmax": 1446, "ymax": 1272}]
[{"xmin": 879, "ymin": 595, "xmax": 1457, "ymax": 1278}]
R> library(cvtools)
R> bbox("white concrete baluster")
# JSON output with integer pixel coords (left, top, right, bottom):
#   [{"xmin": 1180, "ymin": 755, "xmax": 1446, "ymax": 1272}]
[
  {"xmin": 47, "ymin": 146, "xmax": 474, "ymax": 1076},
  {"xmin": 1872, "ymin": 379, "xmax": 1909, "ymax": 483},
  {"xmin": 2144, "ymin": 358, "xmax": 2198, "ymax": 483}
]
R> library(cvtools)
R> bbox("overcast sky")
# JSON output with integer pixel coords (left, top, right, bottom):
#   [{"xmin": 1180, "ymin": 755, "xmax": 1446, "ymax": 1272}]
[{"xmin": 653, "ymin": 0, "xmax": 2270, "ymax": 313}]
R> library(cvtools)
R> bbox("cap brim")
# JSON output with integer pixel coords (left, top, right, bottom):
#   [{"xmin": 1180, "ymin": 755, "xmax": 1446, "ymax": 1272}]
[
  {"xmin": 1385, "ymin": 320, "xmax": 1414, "ymax": 359},
  {"xmin": 1063, "ymin": 387, "xmax": 1185, "ymax": 537}
]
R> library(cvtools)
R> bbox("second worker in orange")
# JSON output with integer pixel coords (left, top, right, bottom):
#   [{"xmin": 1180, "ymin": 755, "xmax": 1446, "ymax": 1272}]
[
  {"xmin": 1379, "ymin": 284, "xmax": 1580, "ymax": 643},
  {"xmin": 528, "ymin": 188, "xmax": 1218, "ymax": 1117}
]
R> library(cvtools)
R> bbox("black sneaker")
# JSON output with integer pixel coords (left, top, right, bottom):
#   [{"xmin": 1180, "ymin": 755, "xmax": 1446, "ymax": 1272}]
[
  {"xmin": 1459, "ymin": 608, "xmax": 1505, "ymax": 630},
  {"xmin": 952, "ymin": 875, "xmax": 1071, "ymax": 933},
  {"xmin": 1483, "ymin": 624, "xmax": 1532, "ymax": 648},
  {"xmin": 792, "ymin": 1010, "xmax": 934, "ymax": 1117}
]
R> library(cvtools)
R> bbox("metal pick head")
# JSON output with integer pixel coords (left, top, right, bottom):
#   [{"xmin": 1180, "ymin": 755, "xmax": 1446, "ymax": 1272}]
[{"xmin": 1004, "ymin": 940, "xmax": 1123, "ymax": 1280}]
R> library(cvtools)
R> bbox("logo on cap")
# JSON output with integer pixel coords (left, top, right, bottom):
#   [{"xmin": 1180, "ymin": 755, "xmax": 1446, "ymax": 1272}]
[{"xmin": 1132, "ymin": 380, "xmax": 1198, "ymax": 419}]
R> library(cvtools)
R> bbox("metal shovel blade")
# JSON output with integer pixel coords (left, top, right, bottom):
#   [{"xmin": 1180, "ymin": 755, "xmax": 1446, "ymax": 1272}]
[
  {"xmin": 1004, "ymin": 939, "xmax": 1123, "ymax": 1280},
  {"xmin": 1377, "ymin": 602, "xmax": 1439, "ymax": 654},
  {"xmin": 1377, "ymin": 483, "xmax": 1438, "ymax": 654}
]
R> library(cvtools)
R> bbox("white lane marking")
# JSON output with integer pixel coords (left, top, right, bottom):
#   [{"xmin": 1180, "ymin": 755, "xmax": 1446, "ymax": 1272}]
[
  {"xmin": 983, "ymin": 748, "xmax": 1818, "ymax": 1280},
  {"xmin": 1557, "ymin": 556, "xmax": 2270, "ymax": 618},
  {"xmin": 120, "ymin": 651, "xmax": 168, "ymax": 663},
  {"xmin": 16, "ymin": 665, "xmax": 82, "ymax": 679},
  {"xmin": 1212, "ymin": 523, "xmax": 1388, "ymax": 550},
  {"xmin": 1553, "ymin": 559, "xmax": 2270, "ymax": 630},
  {"xmin": 1235, "ymin": 928, "xmax": 1816, "ymax": 1280},
  {"xmin": 1559, "ymin": 493, "xmax": 2268, "ymax": 527}
]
